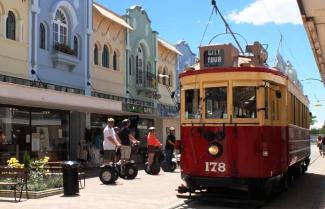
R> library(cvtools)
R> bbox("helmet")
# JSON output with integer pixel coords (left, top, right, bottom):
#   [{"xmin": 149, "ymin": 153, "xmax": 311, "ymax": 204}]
[
  {"xmin": 107, "ymin": 118, "xmax": 115, "ymax": 123},
  {"xmin": 148, "ymin": 127, "xmax": 156, "ymax": 132},
  {"xmin": 122, "ymin": 119, "xmax": 130, "ymax": 126},
  {"xmin": 169, "ymin": 127, "xmax": 175, "ymax": 131}
]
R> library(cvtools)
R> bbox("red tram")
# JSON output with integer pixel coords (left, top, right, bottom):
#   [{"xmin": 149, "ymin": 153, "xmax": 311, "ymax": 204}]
[{"xmin": 177, "ymin": 42, "xmax": 311, "ymax": 198}]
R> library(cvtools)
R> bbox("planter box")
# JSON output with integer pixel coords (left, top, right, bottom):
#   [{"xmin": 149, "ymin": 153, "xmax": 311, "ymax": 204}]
[
  {"xmin": 52, "ymin": 51, "xmax": 79, "ymax": 71},
  {"xmin": 0, "ymin": 188, "xmax": 63, "ymax": 199}
]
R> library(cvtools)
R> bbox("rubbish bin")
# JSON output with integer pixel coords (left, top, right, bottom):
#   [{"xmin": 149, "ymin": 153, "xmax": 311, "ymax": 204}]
[{"xmin": 62, "ymin": 161, "xmax": 80, "ymax": 195}]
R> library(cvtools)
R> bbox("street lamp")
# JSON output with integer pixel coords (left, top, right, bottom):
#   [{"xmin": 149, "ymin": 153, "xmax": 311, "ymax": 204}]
[
  {"xmin": 300, "ymin": 78, "xmax": 324, "ymax": 85},
  {"xmin": 315, "ymin": 100, "xmax": 324, "ymax": 107}
]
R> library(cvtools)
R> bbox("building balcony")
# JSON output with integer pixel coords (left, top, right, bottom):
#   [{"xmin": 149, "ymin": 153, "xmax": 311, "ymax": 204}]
[
  {"xmin": 135, "ymin": 71, "xmax": 157, "ymax": 95},
  {"xmin": 52, "ymin": 44, "xmax": 79, "ymax": 71}
]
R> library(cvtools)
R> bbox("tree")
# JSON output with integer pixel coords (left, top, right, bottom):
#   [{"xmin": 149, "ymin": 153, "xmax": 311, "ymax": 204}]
[
  {"xmin": 320, "ymin": 122, "xmax": 325, "ymax": 135},
  {"xmin": 310, "ymin": 115, "xmax": 317, "ymax": 126}
]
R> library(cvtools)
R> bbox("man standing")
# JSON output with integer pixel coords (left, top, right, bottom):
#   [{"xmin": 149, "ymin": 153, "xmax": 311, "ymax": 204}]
[
  {"xmin": 119, "ymin": 119, "xmax": 139, "ymax": 165},
  {"xmin": 103, "ymin": 118, "xmax": 121, "ymax": 164},
  {"xmin": 165, "ymin": 127, "xmax": 176, "ymax": 167}
]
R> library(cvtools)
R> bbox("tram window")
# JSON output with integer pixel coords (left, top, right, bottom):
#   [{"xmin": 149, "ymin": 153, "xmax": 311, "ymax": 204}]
[
  {"xmin": 205, "ymin": 87, "xmax": 227, "ymax": 119},
  {"xmin": 185, "ymin": 89, "xmax": 200, "ymax": 119},
  {"xmin": 264, "ymin": 88, "xmax": 269, "ymax": 119},
  {"xmin": 233, "ymin": 87, "xmax": 257, "ymax": 118}
]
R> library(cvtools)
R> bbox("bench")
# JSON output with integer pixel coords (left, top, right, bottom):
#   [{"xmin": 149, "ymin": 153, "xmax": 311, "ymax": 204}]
[
  {"xmin": 46, "ymin": 162, "xmax": 86, "ymax": 188},
  {"xmin": 0, "ymin": 167, "xmax": 29, "ymax": 202}
]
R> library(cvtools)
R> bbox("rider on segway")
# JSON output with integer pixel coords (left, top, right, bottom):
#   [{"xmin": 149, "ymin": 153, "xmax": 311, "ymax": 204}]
[
  {"xmin": 118, "ymin": 119, "xmax": 140, "ymax": 179},
  {"xmin": 162, "ymin": 127, "xmax": 177, "ymax": 172},
  {"xmin": 146, "ymin": 127, "xmax": 162, "ymax": 174}
]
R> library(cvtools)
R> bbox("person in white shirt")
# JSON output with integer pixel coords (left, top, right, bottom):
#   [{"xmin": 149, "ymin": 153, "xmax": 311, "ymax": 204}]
[{"xmin": 103, "ymin": 118, "xmax": 121, "ymax": 164}]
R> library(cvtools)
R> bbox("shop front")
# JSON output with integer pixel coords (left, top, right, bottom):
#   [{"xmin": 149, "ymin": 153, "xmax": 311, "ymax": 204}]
[{"xmin": 0, "ymin": 81, "xmax": 122, "ymax": 165}]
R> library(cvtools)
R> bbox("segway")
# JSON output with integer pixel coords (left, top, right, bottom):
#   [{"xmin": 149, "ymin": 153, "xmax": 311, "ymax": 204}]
[
  {"xmin": 117, "ymin": 160, "xmax": 138, "ymax": 179},
  {"xmin": 99, "ymin": 163, "xmax": 119, "ymax": 184},
  {"xmin": 145, "ymin": 148, "xmax": 164, "ymax": 175},
  {"xmin": 161, "ymin": 155, "xmax": 177, "ymax": 172}
]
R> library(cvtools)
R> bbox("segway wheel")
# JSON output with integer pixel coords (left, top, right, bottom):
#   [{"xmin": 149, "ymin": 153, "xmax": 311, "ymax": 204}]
[
  {"xmin": 161, "ymin": 161, "xmax": 170, "ymax": 172},
  {"xmin": 150, "ymin": 164, "xmax": 161, "ymax": 175},
  {"xmin": 170, "ymin": 161, "xmax": 177, "ymax": 172},
  {"xmin": 125, "ymin": 163, "xmax": 138, "ymax": 179},
  {"xmin": 99, "ymin": 166, "xmax": 117, "ymax": 184},
  {"xmin": 145, "ymin": 162, "xmax": 151, "ymax": 174}
]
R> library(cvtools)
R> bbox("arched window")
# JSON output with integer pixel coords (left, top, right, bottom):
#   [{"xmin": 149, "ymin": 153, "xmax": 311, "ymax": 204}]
[
  {"xmin": 136, "ymin": 47, "xmax": 143, "ymax": 84},
  {"xmin": 129, "ymin": 56, "xmax": 133, "ymax": 75},
  {"xmin": 163, "ymin": 67, "xmax": 168, "ymax": 85},
  {"xmin": 6, "ymin": 11, "xmax": 16, "ymax": 40},
  {"xmin": 73, "ymin": 36, "xmax": 79, "ymax": 56},
  {"xmin": 40, "ymin": 23, "xmax": 46, "ymax": 49},
  {"xmin": 113, "ymin": 51, "xmax": 117, "ymax": 70},
  {"xmin": 94, "ymin": 44, "xmax": 98, "ymax": 65},
  {"xmin": 146, "ymin": 62, "xmax": 152, "ymax": 87},
  {"xmin": 53, "ymin": 9, "xmax": 68, "ymax": 44},
  {"xmin": 102, "ymin": 45, "xmax": 109, "ymax": 68},
  {"xmin": 158, "ymin": 67, "xmax": 163, "ymax": 84},
  {"xmin": 168, "ymin": 71, "xmax": 173, "ymax": 87}
]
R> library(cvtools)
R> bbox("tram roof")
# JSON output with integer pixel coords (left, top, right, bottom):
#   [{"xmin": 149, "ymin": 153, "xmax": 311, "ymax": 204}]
[{"xmin": 297, "ymin": 0, "xmax": 325, "ymax": 83}]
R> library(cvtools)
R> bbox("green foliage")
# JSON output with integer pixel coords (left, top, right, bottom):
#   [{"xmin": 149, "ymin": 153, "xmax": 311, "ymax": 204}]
[
  {"xmin": 310, "ymin": 115, "xmax": 317, "ymax": 126},
  {"xmin": 311, "ymin": 128, "xmax": 320, "ymax": 135},
  {"xmin": 23, "ymin": 152, "xmax": 31, "ymax": 169}
]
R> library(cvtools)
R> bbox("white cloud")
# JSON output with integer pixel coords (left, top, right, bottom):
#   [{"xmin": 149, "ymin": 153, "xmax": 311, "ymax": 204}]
[
  {"xmin": 311, "ymin": 121, "xmax": 324, "ymax": 129},
  {"xmin": 228, "ymin": 0, "xmax": 302, "ymax": 25}
]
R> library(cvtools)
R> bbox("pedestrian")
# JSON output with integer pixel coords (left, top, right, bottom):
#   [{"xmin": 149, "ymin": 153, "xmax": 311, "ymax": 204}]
[
  {"xmin": 119, "ymin": 119, "xmax": 139, "ymax": 166},
  {"xmin": 317, "ymin": 135, "xmax": 323, "ymax": 156},
  {"xmin": 103, "ymin": 118, "xmax": 121, "ymax": 164},
  {"xmin": 164, "ymin": 127, "xmax": 176, "ymax": 167},
  {"xmin": 147, "ymin": 127, "xmax": 161, "ymax": 169},
  {"xmin": 322, "ymin": 136, "xmax": 325, "ymax": 158}
]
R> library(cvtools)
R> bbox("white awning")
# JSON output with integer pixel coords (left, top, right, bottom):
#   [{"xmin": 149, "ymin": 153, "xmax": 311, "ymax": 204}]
[
  {"xmin": 93, "ymin": 3, "xmax": 133, "ymax": 31},
  {"xmin": 158, "ymin": 38, "xmax": 183, "ymax": 56},
  {"xmin": 0, "ymin": 82, "xmax": 122, "ymax": 114},
  {"xmin": 298, "ymin": 0, "xmax": 325, "ymax": 83}
]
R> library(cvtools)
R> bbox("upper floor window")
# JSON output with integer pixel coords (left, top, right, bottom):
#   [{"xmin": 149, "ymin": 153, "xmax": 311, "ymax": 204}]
[
  {"xmin": 53, "ymin": 9, "xmax": 68, "ymax": 44},
  {"xmin": 94, "ymin": 44, "xmax": 98, "ymax": 65},
  {"xmin": 129, "ymin": 56, "xmax": 134, "ymax": 75},
  {"xmin": 6, "ymin": 11, "xmax": 16, "ymax": 40},
  {"xmin": 102, "ymin": 45, "xmax": 109, "ymax": 68},
  {"xmin": 136, "ymin": 47, "xmax": 143, "ymax": 84},
  {"xmin": 113, "ymin": 51, "xmax": 117, "ymax": 70},
  {"xmin": 40, "ymin": 23, "xmax": 46, "ymax": 49},
  {"xmin": 73, "ymin": 36, "xmax": 79, "ymax": 57},
  {"xmin": 168, "ymin": 71, "xmax": 173, "ymax": 87},
  {"xmin": 162, "ymin": 67, "xmax": 168, "ymax": 85}
]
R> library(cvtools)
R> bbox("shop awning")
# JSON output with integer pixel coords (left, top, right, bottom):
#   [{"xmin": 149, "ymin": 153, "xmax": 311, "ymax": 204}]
[
  {"xmin": 0, "ymin": 82, "xmax": 122, "ymax": 114},
  {"xmin": 93, "ymin": 3, "xmax": 133, "ymax": 31},
  {"xmin": 298, "ymin": 0, "xmax": 325, "ymax": 83}
]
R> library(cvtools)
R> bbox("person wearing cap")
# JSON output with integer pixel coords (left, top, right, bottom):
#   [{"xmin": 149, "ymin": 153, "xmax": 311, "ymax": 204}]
[
  {"xmin": 164, "ymin": 127, "xmax": 176, "ymax": 167},
  {"xmin": 119, "ymin": 119, "xmax": 139, "ymax": 165},
  {"xmin": 147, "ymin": 127, "xmax": 161, "ymax": 168},
  {"xmin": 103, "ymin": 118, "xmax": 121, "ymax": 164}
]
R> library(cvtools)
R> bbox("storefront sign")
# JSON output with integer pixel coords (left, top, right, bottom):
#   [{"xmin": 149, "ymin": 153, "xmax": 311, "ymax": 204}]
[
  {"xmin": 158, "ymin": 104, "xmax": 178, "ymax": 117},
  {"xmin": 122, "ymin": 103, "xmax": 153, "ymax": 114},
  {"xmin": 203, "ymin": 49, "xmax": 224, "ymax": 67}
]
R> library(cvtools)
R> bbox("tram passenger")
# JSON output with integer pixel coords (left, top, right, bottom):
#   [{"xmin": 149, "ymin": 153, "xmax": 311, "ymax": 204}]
[
  {"xmin": 103, "ymin": 118, "xmax": 121, "ymax": 164},
  {"xmin": 165, "ymin": 127, "xmax": 176, "ymax": 167},
  {"xmin": 119, "ymin": 119, "xmax": 139, "ymax": 165},
  {"xmin": 147, "ymin": 127, "xmax": 161, "ymax": 168},
  {"xmin": 317, "ymin": 136, "xmax": 323, "ymax": 156}
]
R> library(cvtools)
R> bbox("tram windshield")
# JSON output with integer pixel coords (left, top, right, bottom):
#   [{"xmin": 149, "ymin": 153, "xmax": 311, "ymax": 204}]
[
  {"xmin": 233, "ymin": 87, "xmax": 257, "ymax": 118},
  {"xmin": 205, "ymin": 87, "xmax": 227, "ymax": 119},
  {"xmin": 185, "ymin": 89, "xmax": 200, "ymax": 119}
]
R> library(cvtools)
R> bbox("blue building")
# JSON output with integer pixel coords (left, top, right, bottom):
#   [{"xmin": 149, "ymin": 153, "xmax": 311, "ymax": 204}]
[{"xmin": 29, "ymin": 0, "xmax": 92, "ymax": 92}]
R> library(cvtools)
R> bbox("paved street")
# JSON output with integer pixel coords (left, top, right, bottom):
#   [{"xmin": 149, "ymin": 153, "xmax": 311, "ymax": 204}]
[{"xmin": 0, "ymin": 145, "xmax": 324, "ymax": 209}]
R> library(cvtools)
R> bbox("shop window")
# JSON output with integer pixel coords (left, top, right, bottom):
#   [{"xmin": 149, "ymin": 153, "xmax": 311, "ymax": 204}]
[
  {"xmin": 6, "ymin": 11, "xmax": 16, "ymax": 40},
  {"xmin": 185, "ymin": 89, "xmax": 200, "ymax": 119},
  {"xmin": 233, "ymin": 87, "xmax": 257, "ymax": 118},
  {"xmin": 205, "ymin": 87, "xmax": 227, "ymax": 119}
]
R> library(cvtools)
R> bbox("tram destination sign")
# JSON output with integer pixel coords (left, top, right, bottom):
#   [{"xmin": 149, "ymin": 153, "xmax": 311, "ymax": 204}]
[{"xmin": 203, "ymin": 49, "xmax": 224, "ymax": 67}]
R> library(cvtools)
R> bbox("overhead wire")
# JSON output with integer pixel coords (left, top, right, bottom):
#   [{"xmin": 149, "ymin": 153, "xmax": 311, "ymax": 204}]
[{"xmin": 200, "ymin": 7, "xmax": 215, "ymax": 46}]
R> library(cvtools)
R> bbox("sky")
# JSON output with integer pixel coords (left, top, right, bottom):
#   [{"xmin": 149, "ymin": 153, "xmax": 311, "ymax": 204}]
[{"xmin": 97, "ymin": 0, "xmax": 325, "ymax": 128}]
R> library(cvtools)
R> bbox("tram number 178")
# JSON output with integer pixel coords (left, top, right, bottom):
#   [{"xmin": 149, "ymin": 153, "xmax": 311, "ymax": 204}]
[{"xmin": 205, "ymin": 162, "xmax": 226, "ymax": 173}]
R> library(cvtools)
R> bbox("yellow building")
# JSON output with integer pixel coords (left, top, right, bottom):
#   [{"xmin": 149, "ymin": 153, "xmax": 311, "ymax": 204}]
[
  {"xmin": 91, "ymin": 2, "xmax": 133, "ymax": 97},
  {"xmin": 0, "ymin": 0, "xmax": 29, "ymax": 78},
  {"xmin": 157, "ymin": 38, "xmax": 182, "ymax": 143}
]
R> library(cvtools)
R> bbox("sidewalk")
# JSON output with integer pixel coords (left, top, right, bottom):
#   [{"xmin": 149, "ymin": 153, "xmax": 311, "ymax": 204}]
[{"xmin": 0, "ymin": 169, "xmax": 185, "ymax": 209}]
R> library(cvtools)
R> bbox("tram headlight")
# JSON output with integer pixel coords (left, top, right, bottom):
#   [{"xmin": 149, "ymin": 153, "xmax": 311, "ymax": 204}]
[{"xmin": 208, "ymin": 143, "xmax": 223, "ymax": 157}]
